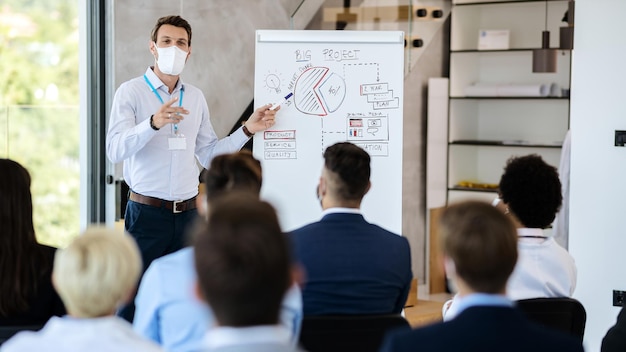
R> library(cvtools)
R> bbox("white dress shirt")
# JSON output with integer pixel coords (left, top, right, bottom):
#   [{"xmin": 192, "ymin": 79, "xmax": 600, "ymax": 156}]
[
  {"xmin": 106, "ymin": 67, "xmax": 249, "ymax": 201},
  {"xmin": 199, "ymin": 325, "xmax": 302, "ymax": 352},
  {"xmin": 507, "ymin": 228, "xmax": 577, "ymax": 300},
  {"xmin": 1, "ymin": 316, "xmax": 162, "ymax": 352}
]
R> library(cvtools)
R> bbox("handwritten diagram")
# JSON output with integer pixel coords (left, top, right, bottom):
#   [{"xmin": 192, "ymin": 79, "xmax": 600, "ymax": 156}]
[
  {"xmin": 261, "ymin": 60, "xmax": 400, "ymax": 159},
  {"xmin": 253, "ymin": 30, "xmax": 404, "ymax": 234},
  {"xmin": 255, "ymin": 30, "xmax": 402, "ymax": 161},
  {"xmin": 293, "ymin": 67, "xmax": 346, "ymax": 116}
]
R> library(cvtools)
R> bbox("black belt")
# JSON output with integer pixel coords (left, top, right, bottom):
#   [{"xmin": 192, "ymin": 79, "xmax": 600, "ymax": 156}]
[{"xmin": 129, "ymin": 191, "xmax": 197, "ymax": 214}]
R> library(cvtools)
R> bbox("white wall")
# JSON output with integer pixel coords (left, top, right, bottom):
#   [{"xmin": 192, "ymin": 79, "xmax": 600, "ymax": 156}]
[{"xmin": 570, "ymin": 0, "xmax": 626, "ymax": 350}]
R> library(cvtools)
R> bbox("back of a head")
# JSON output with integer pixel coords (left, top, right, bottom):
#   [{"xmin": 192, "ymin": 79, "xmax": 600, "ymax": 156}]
[
  {"xmin": 323, "ymin": 142, "xmax": 370, "ymax": 202},
  {"xmin": 0, "ymin": 159, "xmax": 50, "ymax": 317},
  {"xmin": 499, "ymin": 154, "xmax": 562, "ymax": 228},
  {"xmin": 203, "ymin": 150, "xmax": 262, "ymax": 203},
  {"xmin": 0, "ymin": 159, "xmax": 36, "ymax": 246},
  {"xmin": 193, "ymin": 193, "xmax": 290, "ymax": 327},
  {"xmin": 439, "ymin": 201, "xmax": 518, "ymax": 294},
  {"xmin": 53, "ymin": 226, "xmax": 142, "ymax": 318}
]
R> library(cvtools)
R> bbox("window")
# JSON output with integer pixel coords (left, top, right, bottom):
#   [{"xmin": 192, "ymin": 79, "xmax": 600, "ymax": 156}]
[{"xmin": 0, "ymin": 0, "xmax": 80, "ymax": 248}]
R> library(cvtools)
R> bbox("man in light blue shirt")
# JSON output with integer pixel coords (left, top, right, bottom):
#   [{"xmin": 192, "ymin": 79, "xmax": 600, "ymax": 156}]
[
  {"xmin": 106, "ymin": 15, "xmax": 278, "ymax": 279},
  {"xmin": 106, "ymin": 15, "xmax": 278, "ymax": 322},
  {"xmin": 133, "ymin": 151, "xmax": 302, "ymax": 352},
  {"xmin": 134, "ymin": 247, "xmax": 302, "ymax": 352}
]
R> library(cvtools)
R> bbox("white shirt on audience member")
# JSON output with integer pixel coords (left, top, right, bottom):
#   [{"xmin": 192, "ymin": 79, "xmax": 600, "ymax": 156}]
[
  {"xmin": 1, "ymin": 315, "xmax": 162, "ymax": 352},
  {"xmin": 507, "ymin": 228, "xmax": 576, "ymax": 300},
  {"xmin": 197, "ymin": 325, "xmax": 303, "ymax": 352}
]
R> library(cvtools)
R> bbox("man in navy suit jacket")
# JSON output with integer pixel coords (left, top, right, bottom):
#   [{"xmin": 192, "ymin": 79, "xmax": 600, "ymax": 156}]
[
  {"xmin": 380, "ymin": 201, "xmax": 583, "ymax": 352},
  {"xmin": 291, "ymin": 142, "xmax": 412, "ymax": 316}
]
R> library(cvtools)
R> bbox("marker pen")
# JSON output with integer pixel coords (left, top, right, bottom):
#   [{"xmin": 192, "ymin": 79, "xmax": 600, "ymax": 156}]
[{"xmin": 270, "ymin": 92, "xmax": 293, "ymax": 110}]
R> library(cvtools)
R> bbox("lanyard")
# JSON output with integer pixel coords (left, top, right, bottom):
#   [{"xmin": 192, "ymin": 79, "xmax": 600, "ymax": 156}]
[{"xmin": 144, "ymin": 74, "xmax": 184, "ymax": 134}]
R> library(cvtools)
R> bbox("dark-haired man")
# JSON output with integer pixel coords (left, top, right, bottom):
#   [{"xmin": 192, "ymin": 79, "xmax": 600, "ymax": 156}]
[
  {"xmin": 380, "ymin": 201, "xmax": 583, "ymax": 352},
  {"xmin": 106, "ymin": 15, "xmax": 278, "ymax": 322},
  {"xmin": 291, "ymin": 142, "xmax": 412, "ymax": 316},
  {"xmin": 193, "ymin": 194, "xmax": 303, "ymax": 352}
]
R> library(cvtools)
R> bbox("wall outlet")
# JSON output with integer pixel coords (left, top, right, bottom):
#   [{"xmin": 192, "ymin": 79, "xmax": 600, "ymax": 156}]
[
  {"xmin": 613, "ymin": 290, "xmax": 626, "ymax": 306},
  {"xmin": 614, "ymin": 130, "xmax": 626, "ymax": 146}
]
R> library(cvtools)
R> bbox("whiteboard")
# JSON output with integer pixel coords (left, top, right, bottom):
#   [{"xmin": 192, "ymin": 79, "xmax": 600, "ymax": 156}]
[{"xmin": 253, "ymin": 30, "xmax": 404, "ymax": 234}]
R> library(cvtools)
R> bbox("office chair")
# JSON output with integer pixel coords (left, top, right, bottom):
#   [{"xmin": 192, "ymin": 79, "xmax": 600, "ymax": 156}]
[
  {"xmin": 516, "ymin": 297, "xmax": 586, "ymax": 341},
  {"xmin": 298, "ymin": 314, "xmax": 411, "ymax": 352},
  {"xmin": 0, "ymin": 324, "xmax": 43, "ymax": 346}
]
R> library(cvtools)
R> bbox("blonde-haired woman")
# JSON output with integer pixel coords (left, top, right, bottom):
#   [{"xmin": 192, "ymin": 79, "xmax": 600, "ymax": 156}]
[{"xmin": 1, "ymin": 227, "xmax": 162, "ymax": 352}]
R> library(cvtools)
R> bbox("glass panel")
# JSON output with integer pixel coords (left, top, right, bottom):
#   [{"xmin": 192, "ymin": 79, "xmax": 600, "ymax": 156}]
[
  {"xmin": 1, "ymin": 1, "xmax": 80, "ymax": 248},
  {"xmin": 2, "ymin": 105, "xmax": 80, "ymax": 248}
]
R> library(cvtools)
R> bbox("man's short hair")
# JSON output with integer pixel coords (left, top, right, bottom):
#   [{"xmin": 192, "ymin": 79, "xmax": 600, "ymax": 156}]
[
  {"xmin": 439, "ymin": 201, "xmax": 518, "ymax": 294},
  {"xmin": 499, "ymin": 154, "xmax": 562, "ymax": 229},
  {"xmin": 151, "ymin": 15, "xmax": 192, "ymax": 46},
  {"xmin": 53, "ymin": 226, "xmax": 142, "ymax": 318},
  {"xmin": 203, "ymin": 150, "xmax": 262, "ymax": 201},
  {"xmin": 323, "ymin": 142, "xmax": 370, "ymax": 202},
  {"xmin": 193, "ymin": 193, "xmax": 291, "ymax": 327}
]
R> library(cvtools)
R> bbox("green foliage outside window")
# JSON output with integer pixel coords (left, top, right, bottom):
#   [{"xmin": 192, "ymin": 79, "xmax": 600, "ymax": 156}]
[{"xmin": 1, "ymin": 0, "xmax": 79, "ymax": 248}]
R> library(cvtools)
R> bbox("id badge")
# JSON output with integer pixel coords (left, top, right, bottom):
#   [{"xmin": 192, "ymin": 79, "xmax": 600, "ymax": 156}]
[{"xmin": 168, "ymin": 136, "xmax": 187, "ymax": 150}]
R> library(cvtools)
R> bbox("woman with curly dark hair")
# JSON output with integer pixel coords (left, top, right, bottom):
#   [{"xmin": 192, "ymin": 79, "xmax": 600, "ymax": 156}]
[
  {"xmin": 442, "ymin": 154, "xmax": 576, "ymax": 320},
  {"xmin": 0, "ymin": 159, "xmax": 65, "ymax": 326},
  {"xmin": 497, "ymin": 154, "xmax": 576, "ymax": 299}
]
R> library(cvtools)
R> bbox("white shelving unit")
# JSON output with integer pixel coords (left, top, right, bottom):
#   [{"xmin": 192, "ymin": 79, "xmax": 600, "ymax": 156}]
[{"xmin": 446, "ymin": 0, "xmax": 571, "ymax": 202}]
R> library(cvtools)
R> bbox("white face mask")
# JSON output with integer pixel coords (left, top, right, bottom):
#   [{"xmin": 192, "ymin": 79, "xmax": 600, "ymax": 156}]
[{"xmin": 154, "ymin": 42, "xmax": 188, "ymax": 76}]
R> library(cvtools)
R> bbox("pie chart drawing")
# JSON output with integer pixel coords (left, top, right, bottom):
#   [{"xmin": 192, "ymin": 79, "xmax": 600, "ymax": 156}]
[{"xmin": 294, "ymin": 67, "xmax": 346, "ymax": 116}]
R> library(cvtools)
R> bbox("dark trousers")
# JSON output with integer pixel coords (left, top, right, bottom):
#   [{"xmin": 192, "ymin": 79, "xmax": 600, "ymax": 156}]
[{"xmin": 117, "ymin": 199, "xmax": 199, "ymax": 322}]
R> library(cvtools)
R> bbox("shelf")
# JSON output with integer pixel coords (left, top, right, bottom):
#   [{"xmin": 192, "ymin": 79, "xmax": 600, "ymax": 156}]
[
  {"xmin": 450, "ymin": 1, "xmax": 568, "ymax": 51},
  {"xmin": 441, "ymin": 0, "xmax": 571, "ymax": 208},
  {"xmin": 449, "ymin": 51, "xmax": 571, "ymax": 97},
  {"xmin": 451, "ymin": 48, "xmax": 557, "ymax": 53},
  {"xmin": 447, "ymin": 146, "xmax": 563, "ymax": 189},
  {"xmin": 450, "ymin": 96, "xmax": 569, "ymax": 100},
  {"xmin": 454, "ymin": 0, "xmax": 566, "ymax": 6},
  {"xmin": 448, "ymin": 186, "xmax": 498, "ymax": 193},
  {"xmin": 450, "ymin": 140, "xmax": 563, "ymax": 148}
]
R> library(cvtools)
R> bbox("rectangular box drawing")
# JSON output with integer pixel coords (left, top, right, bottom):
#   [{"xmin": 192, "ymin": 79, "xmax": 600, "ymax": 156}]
[
  {"xmin": 373, "ymin": 97, "xmax": 400, "ymax": 109},
  {"xmin": 360, "ymin": 83, "xmax": 389, "ymax": 95},
  {"xmin": 265, "ymin": 151, "xmax": 297, "ymax": 159},
  {"xmin": 264, "ymin": 130, "xmax": 296, "ymax": 140},
  {"xmin": 265, "ymin": 141, "xmax": 296, "ymax": 149},
  {"xmin": 366, "ymin": 91, "xmax": 394, "ymax": 102},
  {"xmin": 355, "ymin": 142, "xmax": 389, "ymax": 156},
  {"xmin": 346, "ymin": 116, "xmax": 389, "ymax": 142}
]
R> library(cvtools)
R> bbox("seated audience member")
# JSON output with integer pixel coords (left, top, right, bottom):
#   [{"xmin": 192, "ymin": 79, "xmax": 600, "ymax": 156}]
[
  {"xmin": 380, "ymin": 201, "xmax": 583, "ymax": 352},
  {"xmin": 443, "ymin": 154, "xmax": 576, "ymax": 320},
  {"xmin": 193, "ymin": 194, "xmax": 304, "ymax": 352},
  {"xmin": 133, "ymin": 151, "xmax": 302, "ymax": 352},
  {"xmin": 602, "ymin": 305, "xmax": 626, "ymax": 351},
  {"xmin": 0, "ymin": 159, "xmax": 65, "ymax": 326},
  {"xmin": 498, "ymin": 154, "xmax": 576, "ymax": 298},
  {"xmin": 1, "ymin": 227, "xmax": 162, "ymax": 351},
  {"xmin": 291, "ymin": 142, "xmax": 412, "ymax": 316}
]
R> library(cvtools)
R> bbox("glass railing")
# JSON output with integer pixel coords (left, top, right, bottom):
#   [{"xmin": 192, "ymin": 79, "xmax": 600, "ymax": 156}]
[
  {"xmin": 0, "ymin": 105, "xmax": 80, "ymax": 248},
  {"xmin": 290, "ymin": 0, "xmax": 451, "ymax": 75}
]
